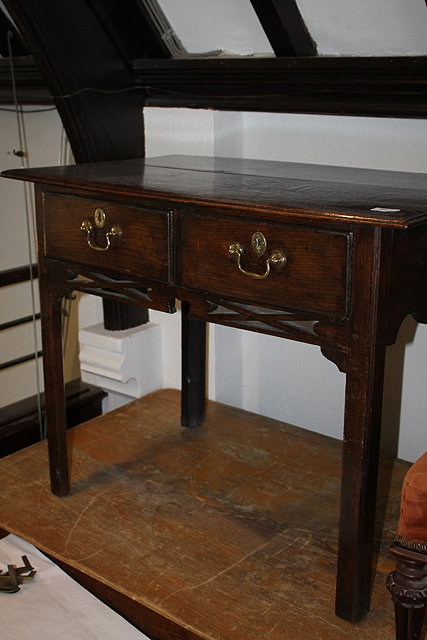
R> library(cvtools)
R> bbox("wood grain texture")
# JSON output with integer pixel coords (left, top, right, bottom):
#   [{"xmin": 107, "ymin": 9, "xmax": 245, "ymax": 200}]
[
  {"xmin": 43, "ymin": 192, "xmax": 171, "ymax": 282},
  {"xmin": 0, "ymin": 389, "xmax": 408, "ymax": 640},
  {"xmin": 181, "ymin": 214, "xmax": 350, "ymax": 315},
  {"xmin": 3, "ymin": 155, "xmax": 427, "ymax": 229},
  {"xmin": 3, "ymin": 155, "xmax": 426, "ymax": 623}
]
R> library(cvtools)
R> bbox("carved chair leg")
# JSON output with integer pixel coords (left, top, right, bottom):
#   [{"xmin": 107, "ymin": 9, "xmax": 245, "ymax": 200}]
[{"xmin": 387, "ymin": 544, "xmax": 427, "ymax": 640}]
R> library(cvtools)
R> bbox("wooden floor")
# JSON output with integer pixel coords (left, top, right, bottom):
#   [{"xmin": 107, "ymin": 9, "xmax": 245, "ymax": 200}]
[{"xmin": 0, "ymin": 389, "xmax": 408, "ymax": 640}]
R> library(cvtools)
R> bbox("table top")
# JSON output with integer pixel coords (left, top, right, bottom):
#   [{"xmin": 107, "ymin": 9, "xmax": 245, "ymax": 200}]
[{"xmin": 3, "ymin": 154, "xmax": 427, "ymax": 228}]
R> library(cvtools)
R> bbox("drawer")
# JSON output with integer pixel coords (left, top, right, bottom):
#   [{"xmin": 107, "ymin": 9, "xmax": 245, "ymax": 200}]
[
  {"xmin": 180, "ymin": 215, "xmax": 351, "ymax": 315},
  {"xmin": 43, "ymin": 193, "xmax": 170, "ymax": 282}
]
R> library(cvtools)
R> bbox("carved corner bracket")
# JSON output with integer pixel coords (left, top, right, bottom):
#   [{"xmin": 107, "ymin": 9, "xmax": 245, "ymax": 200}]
[{"xmin": 182, "ymin": 293, "xmax": 351, "ymax": 372}]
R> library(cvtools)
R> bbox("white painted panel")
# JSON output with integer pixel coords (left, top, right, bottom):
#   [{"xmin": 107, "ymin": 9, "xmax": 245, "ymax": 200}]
[
  {"xmin": 298, "ymin": 0, "xmax": 427, "ymax": 55},
  {"xmin": 145, "ymin": 106, "xmax": 214, "ymax": 157},
  {"xmin": 242, "ymin": 111, "xmax": 427, "ymax": 173},
  {"xmin": 156, "ymin": 0, "xmax": 273, "ymax": 55},
  {"xmin": 0, "ymin": 281, "xmax": 39, "ymax": 324},
  {"xmin": 0, "ymin": 107, "xmax": 76, "ymax": 407},
  {"xmin": 0, "ymin": 107, "xmax": 63, "ymax": 271},
  {"xmin": 0, "ymin": 320, "xmax": 41, "ymax": 362},
  {"xmin": 0, "ymin": 359, "xmax": 43, "ymax": 407}
]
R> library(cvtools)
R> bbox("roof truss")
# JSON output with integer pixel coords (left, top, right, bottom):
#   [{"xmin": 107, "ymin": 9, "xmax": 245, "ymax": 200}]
[
  {"xmin": 1, "ymin": 0, "xmax": 426, "ymax": 120},
  {"xmin": 249, "ymin": 0, "xmax": 317, "ymax": 56}
]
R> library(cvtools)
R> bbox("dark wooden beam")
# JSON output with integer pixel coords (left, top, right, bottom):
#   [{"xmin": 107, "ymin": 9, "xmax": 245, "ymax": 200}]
[
  {"xmin": 250, "ymin": 0, "xmax": 317, "ymax": 56},
  {"xmin": 134, "ymin": 0, "xmax": 185, "ymax": 57},
  {"xmin": 87, "ymin": 0, "xmax": 172, "ymax": 61},
  {"xmin": 134, "ymin": 55, "xmax": 427, "ymax": 118},
  {"xmin": 3, "ymin": 0, "xmax": 147, "ymax": 163},
  {"xmin": 0, "ymin": 56, "xmax": 51, "ymax": 104},
  {"xmin": 0, "ymin": 6, "xmax": 28, "ymax": 56}
]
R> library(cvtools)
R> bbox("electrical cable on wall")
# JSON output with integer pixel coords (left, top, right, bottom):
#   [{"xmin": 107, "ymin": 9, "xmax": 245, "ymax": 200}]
[
  {"xmin": 6, "ymin": 33, "xmax": 77, "ymax": 440},
  {"xmin": 7, "ymin": 30, "xmax": 48, "ymax": 440}
]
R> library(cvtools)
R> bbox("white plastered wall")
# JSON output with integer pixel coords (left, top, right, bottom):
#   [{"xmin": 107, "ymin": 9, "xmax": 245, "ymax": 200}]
[{"xmin": 0, "ymin": 107, "xmax": 79, "ymax": 407}]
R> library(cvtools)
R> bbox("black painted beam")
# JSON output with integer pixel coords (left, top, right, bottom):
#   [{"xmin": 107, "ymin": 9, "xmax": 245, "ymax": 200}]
[
  {"xmin": 134, "ymin": 56, "xmax": 427, "ymax": 118},
  {"xmin": 0, "ymin": 314, "xmax": 41, "ymax": 332},
  {"xmin": 0, "ymin": 264, "xmax": 38, "ymax": 287},
  {"xmin": 135, "ymin": 0, "xmax": 186, "ymax": 57},
  {"xmin": 0, "ymin": 350, "xmax": 43, "ymax": 372},
  {"xmin": 0, "ymin": 56, "xmax": 51, "ymax": 104},
  {"xmin": 87, "ymin": 0, "xmax": 172, "ymax": 61},
  {"xmin": 0, "ymin": 6, "xmax": 28, "ymax": 56},
  {"xmin": 250, "ymin": 0, "xmax": 317, "ymax": 56},
  {"xmin": 3, "ymin": 0, "xmax": 147, "ymax": 163}
]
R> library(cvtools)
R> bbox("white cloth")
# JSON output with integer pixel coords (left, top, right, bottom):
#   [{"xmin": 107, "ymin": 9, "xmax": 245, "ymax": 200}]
[{"xmin": 0, "ymin": 534, "xmax": 149, "ymax": 639}]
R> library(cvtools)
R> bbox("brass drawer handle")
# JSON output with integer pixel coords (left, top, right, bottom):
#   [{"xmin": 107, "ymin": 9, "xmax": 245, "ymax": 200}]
[
  {"xmin": 80, "ymin": 219, "xmax": 123, "ymax": 252},
  {"xmin": 229, "ymin": 235, "xmax": 286, "ymax": 280}
]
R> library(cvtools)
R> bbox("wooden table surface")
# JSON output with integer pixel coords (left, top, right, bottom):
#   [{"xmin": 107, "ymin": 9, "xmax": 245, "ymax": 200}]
[{"xmin": 0, "ymin": 389, "xmax": 408, "ymax": 640}]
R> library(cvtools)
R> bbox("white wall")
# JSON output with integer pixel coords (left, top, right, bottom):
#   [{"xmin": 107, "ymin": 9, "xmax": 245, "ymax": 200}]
[
  {"xmin": 145, "ymin": 107, "xmax": 427, "ymax": 463},
  {"xmin": 0, "ymin": 107, "xmax": 79, "ymax": 407},
  {"xmin": 298, "ymin": 0, "xmax": 427, "ymax": 55}
]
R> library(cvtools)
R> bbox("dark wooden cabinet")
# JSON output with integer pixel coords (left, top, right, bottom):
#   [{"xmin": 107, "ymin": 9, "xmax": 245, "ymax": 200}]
[{"xmin": 3, "ymin": 154, "xmax": 427, "ymax": 627}]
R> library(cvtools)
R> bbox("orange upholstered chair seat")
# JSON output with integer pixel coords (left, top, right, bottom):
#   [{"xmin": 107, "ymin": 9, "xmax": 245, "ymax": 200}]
[{"xmin": 396, "ymin": 452, "xmax": 427, "ymax": 552}]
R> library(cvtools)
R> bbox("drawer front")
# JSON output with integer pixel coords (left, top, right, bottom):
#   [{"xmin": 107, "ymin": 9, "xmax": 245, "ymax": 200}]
[
  {"xmin": 43, "ymin": 193, "xmax": 170, "ymax": 282},
  {"xmin": 181, "ymin": 215, "xmax": 351, "ymax": 315}
]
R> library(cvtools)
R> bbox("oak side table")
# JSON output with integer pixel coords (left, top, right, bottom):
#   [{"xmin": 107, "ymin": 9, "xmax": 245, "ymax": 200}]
[{"xmin": 3, "ymin": 154, "xmax": 427, "ymax": 625}]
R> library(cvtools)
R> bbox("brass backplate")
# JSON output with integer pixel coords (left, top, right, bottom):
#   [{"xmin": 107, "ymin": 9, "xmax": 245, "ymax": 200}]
[
  {"xmin": 94, "ymin": 207, "xmax": 106, "ymax": 228},
  {"xmin": 251, "ymin": 231, "xmax": 267, "ymax": 257}
]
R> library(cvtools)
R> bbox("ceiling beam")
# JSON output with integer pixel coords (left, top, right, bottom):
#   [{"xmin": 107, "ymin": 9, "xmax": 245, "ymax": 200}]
[
  {"xmin": 0, "ymin": 56, "xmax": 51, "ymax": 104},
  {"xmin": 2, "ymin": 0, "xmax": 151, "ymax": 163},
  {"xmin": 0, "ymin": 6, "xmax": 28, "ymax": 56},
  {"xmin": 134, "ymin": 56, "xmax": 427, "ymax": 118},
  {"xmin": 88, "ymin": 0, "xmax": 172, "ymax": 61},
  {"xmin": 249, "ymin": 0, "xmax": 317, "ymax": 56},
  {"xmin": 137, "ymin": 0, "xmax": 186, "ymax": 57}
]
